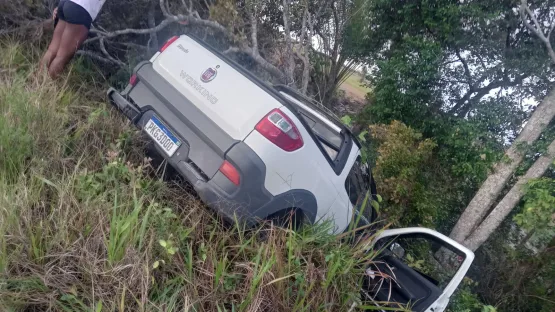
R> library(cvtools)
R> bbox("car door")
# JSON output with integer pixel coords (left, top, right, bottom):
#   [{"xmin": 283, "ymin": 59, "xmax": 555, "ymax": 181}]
[{"xmin": 363, "ymin": 228, "xmax": 474, "ymax": 312}]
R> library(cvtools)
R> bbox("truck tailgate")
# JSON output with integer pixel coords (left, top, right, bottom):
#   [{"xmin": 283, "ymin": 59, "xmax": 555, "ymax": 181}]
[{"xmin": 151, "ymin": 35, "xmax": 280, "ymax": 140}]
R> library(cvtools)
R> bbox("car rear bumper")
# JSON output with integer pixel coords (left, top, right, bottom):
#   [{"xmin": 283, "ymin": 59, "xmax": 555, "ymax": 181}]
[{"xmin": 107, "ymin": 63, "xmax": 318, "ymax": 225}]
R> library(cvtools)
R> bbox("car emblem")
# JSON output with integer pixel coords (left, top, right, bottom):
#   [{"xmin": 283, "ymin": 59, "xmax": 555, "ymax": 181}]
[{"xmin": 200, "ymin": 67, "xmax": 217, "ymax": 83}]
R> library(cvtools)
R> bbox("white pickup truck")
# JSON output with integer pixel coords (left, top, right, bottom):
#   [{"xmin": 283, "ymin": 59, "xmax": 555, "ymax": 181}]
[{"xmin": 107, "ymin": 34, "xmax": 473, "ymax": 311}]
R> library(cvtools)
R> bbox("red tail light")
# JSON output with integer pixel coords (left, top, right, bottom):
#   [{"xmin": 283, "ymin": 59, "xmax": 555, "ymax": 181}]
[
  {"xmin": 219, "ymin": 160, "xmax": 240, "ymax": 185},
  {"xmin": 160, "ymin": 36, "xmax": 179, "ymax": 52},
  {"xmin": 255, "ymin": 109, "xmax": 303, "ymax": 152},
  {"xmin": 129, "ymin": 74, "xmax": 138, "ymax": 86}
]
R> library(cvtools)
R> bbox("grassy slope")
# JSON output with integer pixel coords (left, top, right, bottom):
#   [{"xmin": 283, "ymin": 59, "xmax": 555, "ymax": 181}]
[
  {"xmin": 339, "ymin": 73, "xmax": 371, "ymax": 102},
  {"xmin": 0, "ymin": 41, "xmax": 386, "ymax": 311}
]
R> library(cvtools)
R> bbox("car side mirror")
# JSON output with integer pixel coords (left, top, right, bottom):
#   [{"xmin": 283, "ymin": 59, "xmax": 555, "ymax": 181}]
[{"xmin": 390, "ymin": 242, "xmax": 405, "ymax": 259}]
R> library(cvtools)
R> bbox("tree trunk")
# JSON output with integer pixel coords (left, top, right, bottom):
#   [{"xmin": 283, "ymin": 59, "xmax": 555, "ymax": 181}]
[
  {"xmin": 518, "ymin": 229, "xmax": 536, "ymax": 249},
  {"xmin": 282, "ymin": 0, "xmax": 296, "ymax": 87},
  {"xmin": 462, "ymin": 138, "xmax": 555, "ymax": 251},
  {"xmin": 449, "ymin": 88, "xmax": 555, "ymax": 243},
  {"xmin": 147, "ymin": 0, "xmax": 159, "ymax": 54},
  {"xmin": 299, "ymin": 6, "xmax": 311, "ymax": 94}
]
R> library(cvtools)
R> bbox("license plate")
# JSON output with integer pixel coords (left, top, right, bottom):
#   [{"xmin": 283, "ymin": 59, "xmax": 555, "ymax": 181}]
[{"xmin": 144, "ymin": 116, "xmax": 181, "ymax": 156}]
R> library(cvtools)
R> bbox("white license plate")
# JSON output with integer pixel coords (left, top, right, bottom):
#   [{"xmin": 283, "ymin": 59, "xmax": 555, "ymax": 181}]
[{"xmin": 144, "ymin": 116, "xmax": 181, "ymax": 156}]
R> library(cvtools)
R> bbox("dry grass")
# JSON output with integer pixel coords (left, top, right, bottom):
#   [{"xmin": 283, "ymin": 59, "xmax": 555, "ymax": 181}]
[
  {"xmin": 0, "ymin": 40, "xmax": 390, "ymax": 312},
  {"xmin": 339, "ymin": 73, "xmax": 371, "ymax": 103}
]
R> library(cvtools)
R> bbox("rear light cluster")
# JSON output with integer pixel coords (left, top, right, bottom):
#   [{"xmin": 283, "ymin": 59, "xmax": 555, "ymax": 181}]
[
  {"xmin": 218, "ymin": 109, "xmax": 302, "ymax": 186},
  {"xmin": 256, "ymin": 109, "xmax": 303, "ymax": 152}
]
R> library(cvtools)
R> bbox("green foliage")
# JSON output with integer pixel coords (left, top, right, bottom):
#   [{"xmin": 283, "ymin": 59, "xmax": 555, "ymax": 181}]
[
  {"xmin": 472, "ymin": 235, "xmax": 555, "ymax": 312},
  {"xmin": 0, "ymin": 72, "xmax": 67, "ymax": 182},
  {"xmin": 364, "ymin": 36, "xmax": 444, "ymax": 129},
  {"xmin": 369, "ymin": 121, "xmax": 438, "ymax": 226},
  {"xmin": 514, "ymin": 176, "xmax": 555, "ymax": 242},
  {"xmin": 447, "ymin": 279, "xmax": 494, "ymax": 312}
]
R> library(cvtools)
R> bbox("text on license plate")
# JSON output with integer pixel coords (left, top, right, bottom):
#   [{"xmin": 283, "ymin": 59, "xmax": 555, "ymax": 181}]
[{"xmin": 144, "ymin": 116, "xmax": 181, "ymax": 156}]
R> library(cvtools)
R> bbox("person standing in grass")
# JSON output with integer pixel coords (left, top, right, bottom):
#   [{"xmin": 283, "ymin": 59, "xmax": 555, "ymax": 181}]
[{"xmin": 40, "ymin": 0, "xmax": 106, "ymax": 78}]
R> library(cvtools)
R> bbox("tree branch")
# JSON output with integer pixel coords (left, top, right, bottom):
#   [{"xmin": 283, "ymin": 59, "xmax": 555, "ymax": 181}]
[
  {"xmin": 455, "ymin": 48, "xmax": 473, "ymax": 86},
  {"xmin": 458, "ymin": 74, "xmax": 528, "ymax": 116},
  {"xmin": 520, "ymin": 0, "xmax": 555, "ymax": 63},
  {"xmin": 282, "ymin": 0, "xmax": 296, "ymax": 85},
  {"xmin": 82, "ymin": 0, "xmax": 285, "ymax": 81},
  {"xmin": 98, "ymin": 38, "xmax": 125, "ymax": 67},
  {"xmin": 76, "ymin": 50, "xmax": 123, "ymax": 65},
  {"xmin": 148, "ymin": 0, "xmax": 159, "ymax": 53},
  {"xmin": 247, "ymin": 0, "xmax": 259, "ymax": 56}
]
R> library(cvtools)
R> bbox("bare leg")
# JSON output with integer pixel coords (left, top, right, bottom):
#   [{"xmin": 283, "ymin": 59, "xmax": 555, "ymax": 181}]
[
  {"xmin": 48, "ymin": 23, "xmax": 89, "ymax": 79},
  {"xmin": 39, "ymin": 20, "xmax": 67, "ymax": 72}
]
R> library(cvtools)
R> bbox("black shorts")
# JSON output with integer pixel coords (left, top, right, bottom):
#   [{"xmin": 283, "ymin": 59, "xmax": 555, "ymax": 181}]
[{"xmin": 56, "ymin": 0, "xmax": 93, "ymax": 29}]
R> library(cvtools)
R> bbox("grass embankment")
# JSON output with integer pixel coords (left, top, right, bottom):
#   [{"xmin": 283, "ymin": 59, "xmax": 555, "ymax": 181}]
[
  {"xmin": 339, "ymin": 73, "xmax": 371, "ymax": 103},
  {"xmin": 0, "ymin": 42, "xmax": 384, "ymax": 311}
]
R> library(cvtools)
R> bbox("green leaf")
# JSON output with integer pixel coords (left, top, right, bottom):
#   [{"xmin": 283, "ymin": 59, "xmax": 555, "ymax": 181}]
[
  {"xmin": 152, "ymin": 260, "xmax": 160, "ymax": 269},
  {"xmin": 371, "ymin": 200, "xmax": 380, "ymax": 212},
  {"xmin": 482, "ymin": 305, "xmax": 497, "ymax": 312},
  {"xmin": 168, "ymin": 247, "xmax": 178, "ymax": 255},
  {"xmin": 159, "ymin": 240, "xmax": 167, "ymax": 248},
  {"xmin": 341, "ymin": 115, "xmax": 352, "ymax": 127},
  {"xmin": 358, "ymin": 130, "xmax": 368, "ymax": 142},
  {"xmin": 95, "ymin": 300, "xmax": 103, "ymax": 312}
]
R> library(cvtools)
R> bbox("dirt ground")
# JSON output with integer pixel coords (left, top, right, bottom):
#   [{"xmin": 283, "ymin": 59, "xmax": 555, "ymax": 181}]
[{"xmin": 339, "ymin": 81, "xmax": 367, "ymax": 103}]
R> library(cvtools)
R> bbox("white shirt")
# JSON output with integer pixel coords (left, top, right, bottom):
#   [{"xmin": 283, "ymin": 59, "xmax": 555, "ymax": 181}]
[{"xmin": 70, "ymin": 0, "xmax": 106, "ymax": 20}]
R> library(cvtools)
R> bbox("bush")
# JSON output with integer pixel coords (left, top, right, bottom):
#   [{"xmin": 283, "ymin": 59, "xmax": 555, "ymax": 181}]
[
  {"xmin": 369, "ymin": 121, "xmax": 438, "ymax": 226},
  {"xmin": 447, "ymin": 279, "xmax": 496, "ymax": 312}
]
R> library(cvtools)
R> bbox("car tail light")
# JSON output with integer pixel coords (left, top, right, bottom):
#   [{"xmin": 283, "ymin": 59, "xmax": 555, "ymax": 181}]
[
  {"xmin": 219, "ymin": 160, "xmax": 240, "ymax": 185},
  {"xmin": 129, "ymin": 74, "xmax": 138, "ymax": 86},
  {"xmin": 255, "ymin": 109, "xmax": 303, "ymax": 152},
  {"xmin": 160, "ymin": 36, "xmax": 179, "ymax": 52}
]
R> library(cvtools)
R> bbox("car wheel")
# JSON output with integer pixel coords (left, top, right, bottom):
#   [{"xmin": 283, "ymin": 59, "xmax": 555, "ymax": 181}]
[{"xmin": 267, "ymin": 208, "xmax": 305, "ymax": 230}]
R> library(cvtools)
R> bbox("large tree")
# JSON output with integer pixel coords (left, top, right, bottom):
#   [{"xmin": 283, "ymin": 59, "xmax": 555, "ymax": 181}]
[
  {"xmin": 363, "ymin": 0, "xmax": 553, "ymax": 124},
  {"xmin": 358, "ymin": 0, "xmax": 555, "ymax": 252},
  {"xmin": 448, "ymin": 0, "xmax": 555, "ymax": 250},
  {"xmin": 356, "ymin": 0, "xmax": 553, "ymax": 233}
]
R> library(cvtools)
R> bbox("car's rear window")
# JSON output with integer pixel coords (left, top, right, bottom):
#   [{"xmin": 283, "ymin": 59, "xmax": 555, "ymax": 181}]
[
  {"xmin": 275, "ymin": 85, "xmax": 353, "ymax": 175},
  {"xmin": 276, "ymin": 87, "xmax": 345, "ymax": 129},
  {"xmin": 278, "ymin": 92, "xmax": 344, "ymax": 160}
]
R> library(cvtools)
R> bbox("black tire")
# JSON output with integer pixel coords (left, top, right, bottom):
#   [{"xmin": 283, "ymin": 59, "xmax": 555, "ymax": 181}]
[{"xmin": 266, "ymin": 208, "xmax": 305, "ymax": 230}]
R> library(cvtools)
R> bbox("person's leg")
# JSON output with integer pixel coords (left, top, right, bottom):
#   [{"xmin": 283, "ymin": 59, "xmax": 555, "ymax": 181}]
[
  {"xmin": 47, "ymin": 22, "xmax": 89, "ymax": 78},
  {"xmin": 39, "ymin": 20, "xmax": 67, "ymax": 72}
]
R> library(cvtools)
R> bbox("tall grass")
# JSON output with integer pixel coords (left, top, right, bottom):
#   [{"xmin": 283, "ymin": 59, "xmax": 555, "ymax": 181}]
[{"xmin": 0, "ymin": 40, "xmax": 386, "ymax": 311}]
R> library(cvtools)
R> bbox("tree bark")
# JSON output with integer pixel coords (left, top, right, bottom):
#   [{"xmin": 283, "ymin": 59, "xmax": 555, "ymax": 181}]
[
  {"xmin": 518, "ymin": 229, "xmax": 536, "ymax": 249},
  {"xmin": 299, "ymin": 6, "xmax": 311, "ymax": 94},
  {"xmin": 282, "ymin": 0, "xmax": 296, "ymax": 86},
  {"xmin": 520, "ymin": 0, "xmax": 555, "ymax": 64},
  {"xmin": 147, "ymin": 0, "xmax": 159, "ymax": 54},
  {"xmin": 449, "ymin": 88, "xmax": 555, "ymax": 243},
  {"xmin": 462, "ymin": 138, "xmax": 555, "ymax": 251}
]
